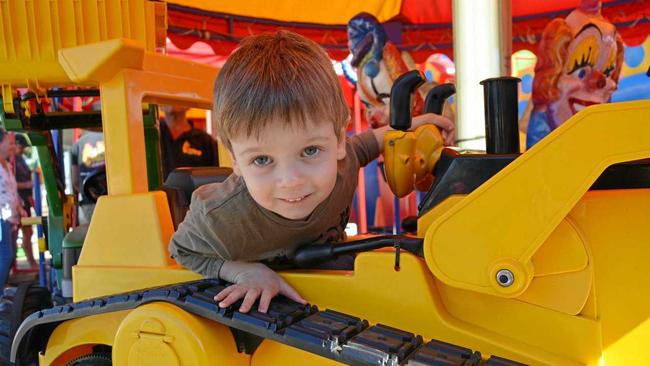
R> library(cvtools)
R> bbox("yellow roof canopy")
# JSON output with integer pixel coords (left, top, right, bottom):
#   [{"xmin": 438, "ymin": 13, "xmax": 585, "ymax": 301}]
[{"xmin": 164, "ymin": 0, "xmax": 402, "ymax": 24}]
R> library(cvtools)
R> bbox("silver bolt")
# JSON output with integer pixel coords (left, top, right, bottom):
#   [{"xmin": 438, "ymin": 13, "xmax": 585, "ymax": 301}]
[{"xmin": 496, "ymin": 269, "xmax": 514, "ymax": 287}]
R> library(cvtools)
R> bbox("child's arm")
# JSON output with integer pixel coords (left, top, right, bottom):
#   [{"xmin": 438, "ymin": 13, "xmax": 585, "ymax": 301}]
[
  {"xmin": 214, "ymin": 261, "xmax": 307, "ymax": 313},
  {"xmin": 371, "ymin": 112, "xmax": 456, "ymax": 151}
]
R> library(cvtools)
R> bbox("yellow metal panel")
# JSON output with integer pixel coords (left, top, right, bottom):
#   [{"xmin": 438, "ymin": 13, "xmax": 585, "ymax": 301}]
[
  {"xmin": 417, "ymin": 195, "xmax": 463, "ymax": 238},
  {"xmin": 282, "ymin": 253, "xmax": 584, "ymax": 365},
  {"xmin": 58, "ymin": 39, "xmax": 145, "ymax": 83},
  {"xmin": 164, "ymin": 0, "xmax": 402, "ymax": 24},
  {"xmin": 516, "ymin": 264, "xmax": 592, "ymax": 315},
  {"xmin": 530, "ymin": 219, "xmax": 587, "ymax": 277},
  {"xmin": 100, "ymin": 70, "xmax": 150, "ymax": 194},
  {"xmin": 0, "ymin": 0, "xmax": 164, "ymax": 88},
  {"xmin": 78, "ymin": 192, "xmax": 175, "ymax": 268},
  {"xmin": 113, "ymin": 302, "xmax": 249, "ymax": 366},
  {"xmin": 72, "ymin": 266, "xmax": 200, "ymax": 302},
  {"xmin": 419, "ymin": 197, "xmax": 592, "ymax": 314},
  {"xmin": 569, "ymin": 189, "xmax": 650, "ymax": 365},
  {"xmin": 39, "ymin": 310, "xmax": 129, "ymax": 365},
  {"xmin": 252, "ymin": 340, "xmax": 342, "ymax": 365},
  {"xmin": 425, "ymin": 100, "xmax": 650, "ymax": 297}
]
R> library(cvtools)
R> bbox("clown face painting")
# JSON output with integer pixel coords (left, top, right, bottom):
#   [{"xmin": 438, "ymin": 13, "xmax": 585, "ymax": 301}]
[
  {"xmin": 348, "ymin": 13, "xmax": 424, "ymax": 128},
  {"xmin": 527, "ymin": 0, "xmax": 623, "ymax": 148}
]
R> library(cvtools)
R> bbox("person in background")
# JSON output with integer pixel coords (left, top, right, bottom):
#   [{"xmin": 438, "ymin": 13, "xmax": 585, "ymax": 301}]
[
  {"xmin": 0, "ymin": 129, "xmax": 23, "ymax": 289},
  {"xmin": 159, "ymin": 105, "xmax": 219, "ymax": 180},
  {"xmin": 13, "ymin": 134, "xmax": 37, "ymax": 268},
  {"xmin": 70, "ymin": 130, "xmax": 105, "ymax": 225}
]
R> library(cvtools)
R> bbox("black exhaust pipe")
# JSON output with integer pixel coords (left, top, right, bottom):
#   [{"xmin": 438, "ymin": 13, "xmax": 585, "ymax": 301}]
[{"xmin": 480, "ymin": 77, "xmax": 521, "ymax": 154}]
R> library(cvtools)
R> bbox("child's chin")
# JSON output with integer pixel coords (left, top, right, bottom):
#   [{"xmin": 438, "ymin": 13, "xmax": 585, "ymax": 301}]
[
  {"xmin": 273, "ymin": 206, "xmax": 314, "ymax": 221},
  {"xmin": 277, "ymin": 211, "xmax": 310, "ymax": 221}
]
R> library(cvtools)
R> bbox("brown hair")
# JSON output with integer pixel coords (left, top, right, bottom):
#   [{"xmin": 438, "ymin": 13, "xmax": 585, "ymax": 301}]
[{"xmin": 213, "ymin": 31, "xmax": 349, "ymax": 150}]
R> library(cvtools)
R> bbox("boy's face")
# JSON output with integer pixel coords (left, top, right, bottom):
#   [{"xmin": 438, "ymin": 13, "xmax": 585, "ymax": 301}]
[{"xmin": 229, "ymin": 119, "xmax": 346, "ymax": 220}]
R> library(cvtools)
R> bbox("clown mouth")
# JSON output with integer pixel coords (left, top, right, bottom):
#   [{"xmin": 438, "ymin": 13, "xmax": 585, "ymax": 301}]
[{"xmin": 569, "ymin": 97, "xmax": 599, "ymax": 114}]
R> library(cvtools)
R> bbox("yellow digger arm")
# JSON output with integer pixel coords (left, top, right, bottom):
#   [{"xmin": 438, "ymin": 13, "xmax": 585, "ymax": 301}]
[{"xmin": 424, "ymin": 100, "xmax": 650, "ymax": 298}]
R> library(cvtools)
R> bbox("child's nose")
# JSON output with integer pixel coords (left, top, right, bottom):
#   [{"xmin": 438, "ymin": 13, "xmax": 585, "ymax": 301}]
[{"xmin": 276, "ymin": 164, "xmax": 305, "ymax": 187}]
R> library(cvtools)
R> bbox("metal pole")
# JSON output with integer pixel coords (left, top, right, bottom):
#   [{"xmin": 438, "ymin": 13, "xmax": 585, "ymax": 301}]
[
  {"xmin": 354, "ymin": 92, "xmax": 368, "ymax": 234},
  {"xmin": 452, "ymin": 0, "xmax": 512, "ymax": 150},
  {"xmin": 33, "ymin": 171, "xmax": 46, "ymax": 287}
]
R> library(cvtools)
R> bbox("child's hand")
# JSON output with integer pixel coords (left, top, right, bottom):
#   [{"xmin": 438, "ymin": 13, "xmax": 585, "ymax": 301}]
[
  {"xmin": 411, "ymin": 113, "xmax": 456, "ymax": 146},
  {"xmin": 214, "ymin": 262, "xmax": 307, "ymax": 313}
]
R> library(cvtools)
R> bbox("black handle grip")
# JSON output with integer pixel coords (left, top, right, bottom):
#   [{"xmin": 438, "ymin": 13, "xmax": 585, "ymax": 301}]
[
  {"xmin": 293, "ymin": 245, "xmax": 336, "ymax": 267},
  {"xmin": 424, "ymin": 83, "xmax": 455, "ymax": 115},
  {"xmin": 389, "ymin": 70, "xmax": 425, "ymax": 131},
  {"xmin": 293, "ymin": 235, "xmax": 423, "ymax": 267}
]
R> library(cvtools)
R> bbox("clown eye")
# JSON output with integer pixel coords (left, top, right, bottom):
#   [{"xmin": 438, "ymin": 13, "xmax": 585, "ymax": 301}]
[
  {"xmin": 577, "ymin": 68, "xmax": 587, "ymax": 79},
  {"xmin": 603, "ymin": 65, "xmax": 615, "ymax": 77},
  {"xmin": 569, "ymin": 53, "xmax": 594, "ymax": 76}
]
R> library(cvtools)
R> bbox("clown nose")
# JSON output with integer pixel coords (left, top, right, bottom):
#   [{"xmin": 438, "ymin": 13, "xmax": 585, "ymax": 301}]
[{"xmin": 588, "ymin": 71, "xmax": 607, "ymax": 89}]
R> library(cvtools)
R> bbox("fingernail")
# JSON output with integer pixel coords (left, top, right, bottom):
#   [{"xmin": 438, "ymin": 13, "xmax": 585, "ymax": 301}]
[{"xmin": 219, "ymin": 302, "xmax": 226, "ymax": 307}]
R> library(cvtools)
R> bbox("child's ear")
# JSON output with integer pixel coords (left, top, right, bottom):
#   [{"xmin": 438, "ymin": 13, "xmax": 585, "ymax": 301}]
[{"xmin": 336, "ymin": 127, "xmax": 347, "ymax": 160}]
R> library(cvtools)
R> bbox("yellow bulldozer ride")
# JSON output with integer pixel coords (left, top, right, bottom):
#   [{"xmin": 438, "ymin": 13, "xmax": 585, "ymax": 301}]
[{"xmin": 0, "ymin": 1, "xmax": 648, "ymax": 365}]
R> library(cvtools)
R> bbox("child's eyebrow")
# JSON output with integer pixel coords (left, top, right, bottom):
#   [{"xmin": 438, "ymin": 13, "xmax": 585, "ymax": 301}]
[
  {"xmin": 238, "ymin": 147, "xmax": 263, "ymax": 156},
  {"xmin": 303, "ymin": 135, "xmax": 330, "ymax": 143}
]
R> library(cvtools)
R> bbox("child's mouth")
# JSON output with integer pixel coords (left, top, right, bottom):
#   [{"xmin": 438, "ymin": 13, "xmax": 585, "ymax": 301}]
[{"xmin": 281, "ymin": 194, "xmax": 310, "ymax": 203}]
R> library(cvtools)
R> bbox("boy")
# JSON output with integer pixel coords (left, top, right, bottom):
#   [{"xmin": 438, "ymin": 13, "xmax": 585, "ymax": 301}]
[{"xmin": 169, "ymin": 31, "xmax": 454, "ymax": 314}]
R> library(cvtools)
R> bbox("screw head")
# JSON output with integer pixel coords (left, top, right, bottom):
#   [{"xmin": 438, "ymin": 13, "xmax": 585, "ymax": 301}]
[{"xmin": 496, "ymin": 269, "xmax": 514, "ymax": 287}]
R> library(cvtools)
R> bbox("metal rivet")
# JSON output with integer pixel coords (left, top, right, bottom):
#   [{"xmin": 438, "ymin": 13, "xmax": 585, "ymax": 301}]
[{"xmin": 496, "ymin": 269, "xmax": 514, "ymax": 287}]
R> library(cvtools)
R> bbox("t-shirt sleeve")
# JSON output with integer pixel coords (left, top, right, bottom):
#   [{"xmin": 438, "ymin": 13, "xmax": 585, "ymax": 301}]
[
  {"xmin": 347, "ymin": 129, "xmax": 380, "ymax": 168},
  {"xmin": 168, "ymin": 191, "xmax": 233, "ymax": 278}
]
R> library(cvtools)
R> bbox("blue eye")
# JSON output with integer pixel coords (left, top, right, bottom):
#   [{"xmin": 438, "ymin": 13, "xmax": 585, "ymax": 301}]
[
  {"xmin": 577, "ymin": 69, "xmax": 587, "ymax": 79},
  {"xmin": 303, "ymin": 146, "xmax": 320, "ymax": 157},
  {"xmin": 253, "ymin": 156, "xmax": 271, "ymax": 166}
]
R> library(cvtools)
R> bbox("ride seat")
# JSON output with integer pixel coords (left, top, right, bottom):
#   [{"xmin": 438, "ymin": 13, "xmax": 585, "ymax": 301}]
[{"xmin": 163, "ymin": 167, "xmax": 233, "ymax": 229}]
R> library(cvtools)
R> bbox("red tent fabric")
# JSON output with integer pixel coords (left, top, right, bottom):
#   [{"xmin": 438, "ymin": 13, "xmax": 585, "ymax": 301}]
[{"xmin": 167, "ymin": 0, "xmax": 650, "ymax": 63}]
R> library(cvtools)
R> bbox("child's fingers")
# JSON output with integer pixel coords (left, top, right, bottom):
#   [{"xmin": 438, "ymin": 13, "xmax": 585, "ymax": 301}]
[
  {"xmin": 442, "ymin": 130, "xmax": 455, "ymax": 146},
  {"xmin": 280, "ymin": 282, "xmax": 307, "ymax": 305},
  {"xmin": 258, "ymin": 289, "xmax": 275, "ymax": 313},
  {"xmin": 218, "ymin": 286, "xmax": 247, "ymax": 308},
  {"xmin": 430, "ymin": 114, "xmax": 455, "ymax": 132},
  {"xmin": 214, "ymin": 286, "xmax": 234, "ymax": 302},
  {"xmin": 239, "ymin": 289, "xmax": 261, "ymax": 313}
]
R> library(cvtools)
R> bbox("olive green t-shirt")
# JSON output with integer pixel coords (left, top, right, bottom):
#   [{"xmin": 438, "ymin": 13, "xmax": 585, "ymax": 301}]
[{"xmin": 168, "ymin": 130, "xmax": 380, "ymax": 278}]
